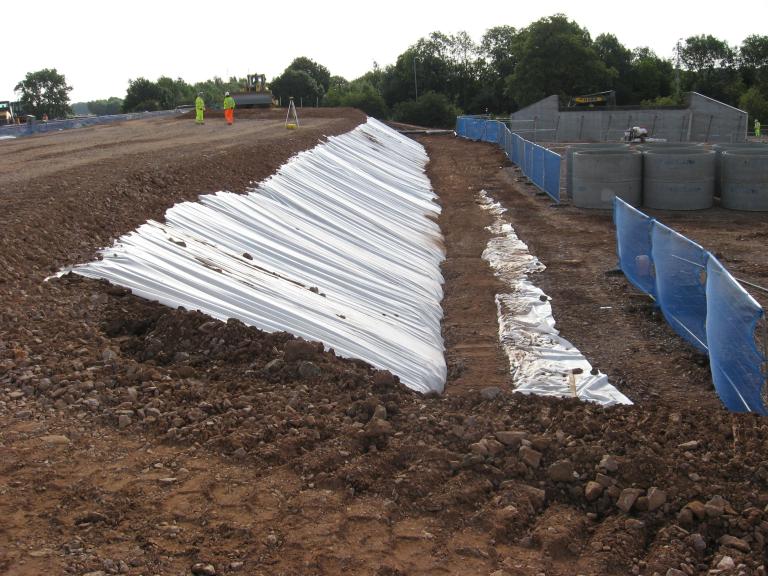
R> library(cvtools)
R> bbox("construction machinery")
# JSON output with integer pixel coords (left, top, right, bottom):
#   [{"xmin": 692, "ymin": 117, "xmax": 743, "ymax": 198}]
[
  {"xmin": 624, "ymin": 126, "xmax": 649, "ymax": 143},
  {"xmin": 0, "ymin": 101, "xmax": 22, "ymax": 124},
  {"xmin": 567, "ymin": 90, "xmax": 616, "ymax": 108},
  {"xmin": 0, "ymin": 101, "xmax": 11, "ymax": 124},
  {"xmin": 231, "ymin": 73, "xmax": 274, "ymax": 108}
]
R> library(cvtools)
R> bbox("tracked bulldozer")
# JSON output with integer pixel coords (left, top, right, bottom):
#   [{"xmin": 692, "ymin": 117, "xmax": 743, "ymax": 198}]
[{"xmin": 231, "ymin": 74, "xmax": 274, "ymax": 108}]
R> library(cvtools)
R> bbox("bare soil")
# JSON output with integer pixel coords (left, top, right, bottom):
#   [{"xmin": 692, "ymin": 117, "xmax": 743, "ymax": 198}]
[{"xmin": 1, "ymin": 114, "xmax": 768, "ymax": 576}]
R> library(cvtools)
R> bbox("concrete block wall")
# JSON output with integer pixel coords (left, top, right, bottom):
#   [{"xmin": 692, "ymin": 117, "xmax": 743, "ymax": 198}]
[{"xmin": 509, "ymin": 92, "xmax": 747, "ymax": 144}]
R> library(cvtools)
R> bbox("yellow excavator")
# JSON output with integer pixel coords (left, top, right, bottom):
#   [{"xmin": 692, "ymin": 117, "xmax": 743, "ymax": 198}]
[
  {"xmin": 568, "ymin": 90, "xmax": 616, "ymax": 108},
  {"xmin": 231, "ymin": 73, "xmax": 274, "ymax": 108},
  {"xmin": 0, "ymin": 101, "xmax": 17, "ymax": 124}
]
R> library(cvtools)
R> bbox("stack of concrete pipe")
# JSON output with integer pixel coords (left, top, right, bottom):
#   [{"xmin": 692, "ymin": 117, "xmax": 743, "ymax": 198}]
[
  {"xmin": 567, "ymin": 141, "xmax": 768, "ymax": 211},
  {"xmin": 571, "ymin": 149, "xmax": 642, "ymax": 209},
  {"xmin": 720, "ymin": 148, "xmax": 768, "ymax": 211},
  {"xmin": 565, "ymin": 143, "xmax": 629, "ymax": 199},
  {"xmin": 712, "ymin": 143, "xmax": 768, "ymax": 196},
  {"xmin": 642, "ymin": 148, "xmax": 715, "ymax": 210}
]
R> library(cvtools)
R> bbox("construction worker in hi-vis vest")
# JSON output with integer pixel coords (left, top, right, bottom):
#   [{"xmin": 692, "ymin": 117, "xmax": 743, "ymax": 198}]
[
  {"xmin": 755, "ymin": 118, "xmax": 761, "ymax": 138},
  {"xmin": 223, "ymin": 92, "xmax": 235, "ymax": 125},
  {"xmin": 195, "ymin": 92, "xmax": 205, "ymax": 125}
]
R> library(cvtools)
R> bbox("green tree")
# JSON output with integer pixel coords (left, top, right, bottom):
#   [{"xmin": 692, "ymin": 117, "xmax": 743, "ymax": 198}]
[
  {"xmin": 681, "ymin": 35, "xmax": 734, "ymax": 71},
  {"xmin": 323, "ymin": 76, "xmax": 350, "ymax": 106},
  {"xmin": 358, "ymin": 61, "xmax": 386, "ymax": 95},
  {"xmin": 286, "ymin": 57, "xmax": 331, "ymax": 93},
  {"xmin": 680, "ymin": 35, "xmax": 742, "ymax": 104},
  {"xmin": 628, "ymin": 48, "xmax": 674, "ymax": 103},
  {"xmin": 380, "ymin": 32, "xmax": 482, "ymax": 111},
  {"xmin": 640, "ymin": 95, "xmax": 680, "ymax": 107},
  {"xmin": 328, "ymin": 79, "xmax": 388, "ymax": 117},
  {"xmin": 123, "ymin": 77, "xmax": 163, "ymax": 112},
  {"xmin": 71, "ymin": 102, "xmax": 90, "ymax": 115},
  {"xmin": 505, "ymin": 15, "xmax": 612, "ymax": 107},
  {"xmin": 594, "ymin": 33, "xmax": 632, "ymax": 103},
  {"xmin": 382, "ymin": 41, "xmax": 451, "ymax": 106},
  {"xmin": 739, "ymin": 86, "xmax": 768, "ymax": 124},
  {"xmin": 392, "ymin": 91, "xmax": 461, "ymax": 128},
  {"xmin": 740, "ymin": 35, "xmax": 768, "ymax": 90},
  {"xmin": 444, "ymin": 31, "xmax": 483, "ymax": 111},
  {"xmin": 481, "ymin": 25, "xmax": 520, "ymax": 79},
  {"xmin": 14, "ymin": 68, "xmax": 73, "ymax": 119},
  {"xmin": 343, "ymin": 85, "xmax": 388, "ymax": 118},
  {"xmin": 479, "ymin": 25, "xmax": 522, "ymax": 111},
  {"xmin": 156, "ymin": 76, "xmax": 195, "ymax": 109},
  {"xmin": 87, "ymin": 97, "xmax": 124, "ymax": 115},
  {"xmin": 740, "ymin": 35, "xmax": 768, "ymax": 69},
  {"xmin": 269, "ymin": 69, "xmax": 323, "ymax": 105}
]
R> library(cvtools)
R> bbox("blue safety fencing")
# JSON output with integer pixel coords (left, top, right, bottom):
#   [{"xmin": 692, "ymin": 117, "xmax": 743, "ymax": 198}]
[
  {"xmin": 455, "ymin": 116, "xmax": 560, "ymax": 202},
  {"xmin": 0, "ymin": 110, "xmax": 181, "ymax": 139},
  {"xmin": 614, "ymin": 197, "xmax": 767, "ymax": 414}
]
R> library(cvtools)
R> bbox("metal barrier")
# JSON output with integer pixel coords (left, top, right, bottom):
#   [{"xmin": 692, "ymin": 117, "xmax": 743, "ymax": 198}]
[
  {"xmin": 614, "ymin": 198, "xmax": 767, "ymax": 414},
  {"xmin": 455, "ymin": 116, "xmax": 561, "ymax": 202},
  {"xmin": 0, "ymin": 110, "xmax": 181, "ymax": 139}
]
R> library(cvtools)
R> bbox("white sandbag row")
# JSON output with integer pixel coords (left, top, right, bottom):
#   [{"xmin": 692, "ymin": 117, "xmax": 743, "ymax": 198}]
[
  {"xmin": 67, "ymin": 118, "xmax": 447, "ymax": 393},
  {"xmin": 478, "ymin": 190, "xmax": 632, "ymax": 406}
]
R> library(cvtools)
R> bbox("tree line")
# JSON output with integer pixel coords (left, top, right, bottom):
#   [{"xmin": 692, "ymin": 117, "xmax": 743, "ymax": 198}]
[{"xmin": 13, "ymin": 14, "xmax": 768, "ymax": 128}]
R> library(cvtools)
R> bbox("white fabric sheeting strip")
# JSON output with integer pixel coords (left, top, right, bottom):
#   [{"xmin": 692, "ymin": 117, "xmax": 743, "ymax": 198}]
[
  {"xmin": 478, "ymin": 190, "xmax": 632, "ymax": 406},
  {"xmin": 66, "ymin": 119, "xmax": 447, "ymax": 394}
]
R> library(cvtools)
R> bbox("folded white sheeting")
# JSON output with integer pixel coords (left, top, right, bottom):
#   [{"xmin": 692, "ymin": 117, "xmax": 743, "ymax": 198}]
[
  {"xmin": 478, "ymin": 190, "xmax": 632, "ymax": 406},
  {"xmin": 68, "ymin": 118, "xmax": 447, "ymax": 393}
]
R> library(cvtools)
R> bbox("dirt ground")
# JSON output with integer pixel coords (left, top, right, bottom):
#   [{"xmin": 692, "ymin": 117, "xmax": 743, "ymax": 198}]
[{"xmin": 2, "ymin": 111, "xmax": 768, "ymax": 576}]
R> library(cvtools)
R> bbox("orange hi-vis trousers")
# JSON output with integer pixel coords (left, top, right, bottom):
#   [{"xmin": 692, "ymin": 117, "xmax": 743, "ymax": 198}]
[{"xmin": 225, "ymin": 109, "xmax": 234, "ymax": 125}]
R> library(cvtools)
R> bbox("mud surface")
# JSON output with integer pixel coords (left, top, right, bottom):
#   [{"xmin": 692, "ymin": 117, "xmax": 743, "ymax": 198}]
[{"xmin": 1, "ymin": 118, "xmax": 768, "ymax": 575}]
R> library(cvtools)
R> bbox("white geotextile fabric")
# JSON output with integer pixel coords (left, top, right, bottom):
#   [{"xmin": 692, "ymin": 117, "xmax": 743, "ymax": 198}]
[
  {"xmin": 478, "ymin": 190, "xmax": 632, "ymax": 406},
  {"xmin": 67, "ymin": 118, "xmax": 447, "ymax": 393}
]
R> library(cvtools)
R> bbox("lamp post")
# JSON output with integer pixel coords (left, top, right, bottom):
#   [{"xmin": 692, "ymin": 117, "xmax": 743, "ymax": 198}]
[{"xmin": 413, "ymin": 56, "xmax": 421, "ymax": 99}]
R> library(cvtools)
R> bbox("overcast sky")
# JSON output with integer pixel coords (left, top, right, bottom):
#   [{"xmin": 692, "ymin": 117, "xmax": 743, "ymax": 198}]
[{"xmin": 2, "ymin": 0, "xmax": 766, "ymax": 103}]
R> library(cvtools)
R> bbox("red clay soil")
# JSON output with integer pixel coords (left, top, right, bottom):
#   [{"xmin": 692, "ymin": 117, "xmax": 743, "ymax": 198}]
[{"xmin": 1, "ymin": 114, "xmax": 768, "ymax": 576}]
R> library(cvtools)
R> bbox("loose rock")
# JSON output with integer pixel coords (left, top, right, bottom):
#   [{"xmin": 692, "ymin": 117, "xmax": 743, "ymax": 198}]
[
  {"xmin": 585, "ymin": 481, "xmax": 604, "ymax": 501},
  {"xmin": 547, "ymin": 459, "xmax": 575, "ymax": 483},
  {"xmin": 616, "ymin": 488, "xmax": 644, "ymax": 513},
  {"xmin": 519, "ymin": 446, "xmax": 542, "ymax": 468},
  {"xmin": 480, "ymin": 387, "xmax": 502, "ymax": 400},
  {"xmin": 191, "ymin": 563, "xmax": 216, "ymax": 576}
]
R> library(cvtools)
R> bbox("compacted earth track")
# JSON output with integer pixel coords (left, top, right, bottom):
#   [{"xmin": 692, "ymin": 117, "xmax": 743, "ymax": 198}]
[{"xmin": 1, "ymin": 113, "xmax": 768, "ymax": 575}]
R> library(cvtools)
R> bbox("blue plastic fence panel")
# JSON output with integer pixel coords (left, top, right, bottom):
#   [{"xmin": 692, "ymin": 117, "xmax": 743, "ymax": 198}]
[
  {"xmin": 706, "ymin": 257, "xmax": 767, "ymax": 414},
  {"xmin": 510, "ymin": 134, "xmax": 520, "ymax": 165},
  {"xmin": 455, "ymin": 117, "xmax": 466, "ymax": 136},
  {"xmin": 499, "ymin": 122, "xmax": 507, "ymax": 145},
  {"xmin": 456, "ymin": 116, "xmax": 469, "ymax": 138},
  {"xmin": 483, "ymin": 121, "xmax": 500, "ymax": 143},
  {"xmin": 542, "ymin": 150, "xmax": 561, "ymax": 202},
  {"xmin": 532, "ymin": 145, "xmax": 545, "ymax": 189},
  {"xmin": 651, "ymin": 222, "xmax": 709, "ymax": 353},
  {"xmin": 452, "ymin": 119, "xmax": 560, "ymax": 202},
  {"xmin": 470, "ymin": 119, "xmax": 483, "ymax": 141},
  {"xmin": 502, "ymin": 127, "xmax": 511, "ymax": 159},
  {"xmin": 613, "ymin": 198, "xmax": 657, "ymax": 298},
  {"xmin": 0, "ymin": 110, "xmax": 178, "ymax": 139},
  {"xmin": 464, "ymin": 118, "xmax": 474, "ymax": 139},
  {"xmin": 524, "ymin": 141, "xmax": 534, "ymax": 178},
  {"xmin": 500, "ymin": 126, "xmax": 510, "ymax": 159},
  {"xmin": 707, "ymin": 259, "xmax": 768, "ymax": 414}
]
